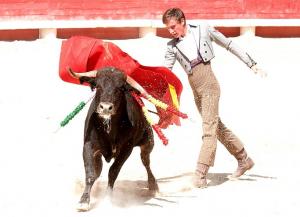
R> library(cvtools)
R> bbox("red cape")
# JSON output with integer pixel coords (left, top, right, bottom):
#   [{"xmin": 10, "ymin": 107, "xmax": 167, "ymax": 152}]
[{"xmin": 59, "ymin": 36, "xmax": 183, "ymax": 128}]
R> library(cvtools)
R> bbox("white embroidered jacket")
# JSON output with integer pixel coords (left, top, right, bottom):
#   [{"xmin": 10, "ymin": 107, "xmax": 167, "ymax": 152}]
[{"xmin": 164, "ymin": 24, "xmax": 257, "ymax": 74}]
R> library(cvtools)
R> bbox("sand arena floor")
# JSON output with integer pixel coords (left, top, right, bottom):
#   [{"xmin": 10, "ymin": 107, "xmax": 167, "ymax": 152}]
[{"xmin": 0, "ymin": 35, "xmax": 299, "ymax": 217}]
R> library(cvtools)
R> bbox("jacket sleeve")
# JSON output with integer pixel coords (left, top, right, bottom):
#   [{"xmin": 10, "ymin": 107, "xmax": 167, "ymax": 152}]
[
  {"xmin": 164, "ymin": 41, "xmax": 176, "ymax": 70},
  {"xmin": 207, "ymin": 25, "xmax": 257, "ymax": 68}
]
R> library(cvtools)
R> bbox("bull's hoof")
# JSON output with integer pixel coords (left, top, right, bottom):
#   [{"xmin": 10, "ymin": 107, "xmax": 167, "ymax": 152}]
[
  {"xmin": 77, "ymin": 202, "xmax": 90, "ymax": 212},
  {"xmin": 149, "ymin": 182, "xmax": 159, "ymax": 193}
]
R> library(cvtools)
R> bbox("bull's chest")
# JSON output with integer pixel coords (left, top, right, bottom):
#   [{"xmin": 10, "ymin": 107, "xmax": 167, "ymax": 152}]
[
  {"xmin": 98, "ymin": 124, "xmax": 131, "ymax": 159},
  {"xmin": 111, "ymin": 143, "xmax": 119, "ymax": 158}
]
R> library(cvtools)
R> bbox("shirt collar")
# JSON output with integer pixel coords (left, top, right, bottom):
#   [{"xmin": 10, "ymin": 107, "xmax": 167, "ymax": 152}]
[{"xmin": 178, "ymin": 25, "xmax": 192, "ymax": 41}]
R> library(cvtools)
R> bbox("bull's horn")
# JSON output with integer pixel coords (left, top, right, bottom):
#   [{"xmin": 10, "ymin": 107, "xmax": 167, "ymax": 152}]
[
  {"xmin": 67, "ymin": 67, "xmax": 97, "ymax": 79},
  {"xmin": 126, "ymin": 76, "xmax": 150, "ymax": 97}
]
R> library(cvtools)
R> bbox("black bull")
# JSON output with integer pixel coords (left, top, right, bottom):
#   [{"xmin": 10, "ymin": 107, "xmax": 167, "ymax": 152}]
[{"xmin": 69, "ymin": 67, "xmax": 158, "ymax": 211}]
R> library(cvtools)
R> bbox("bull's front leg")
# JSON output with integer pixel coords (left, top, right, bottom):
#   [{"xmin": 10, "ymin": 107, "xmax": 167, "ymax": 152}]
[
  {"xmin": 77, "ymin": 141, "xmax": 103, "ymax": 211},
  {"xmin": 107, "ymin": 145, "xmax": 133, "ymax": 190}
]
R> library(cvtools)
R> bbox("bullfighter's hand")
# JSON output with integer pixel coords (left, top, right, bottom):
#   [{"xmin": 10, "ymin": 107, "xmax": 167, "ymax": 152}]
[{"xmin": 251, "ymin": 65, "xmax": 267, "ymax": 78}]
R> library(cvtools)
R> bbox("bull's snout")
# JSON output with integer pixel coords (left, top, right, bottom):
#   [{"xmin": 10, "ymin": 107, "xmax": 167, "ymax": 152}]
[{"xmin": 97, "ymin": 102, "xmax": 114, "ymax": 117}]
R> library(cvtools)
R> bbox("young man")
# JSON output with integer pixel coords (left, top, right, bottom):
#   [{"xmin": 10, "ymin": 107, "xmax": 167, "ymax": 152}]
[{"xmin": 162, "ymin": 8, "xmax": 266, "ymax": 188}]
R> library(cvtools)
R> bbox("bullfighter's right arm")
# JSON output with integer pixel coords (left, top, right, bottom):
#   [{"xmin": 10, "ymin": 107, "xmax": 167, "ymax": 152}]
[{"xmin": 164, "ymin": 41, "xmax": 176, "ymax": 70}]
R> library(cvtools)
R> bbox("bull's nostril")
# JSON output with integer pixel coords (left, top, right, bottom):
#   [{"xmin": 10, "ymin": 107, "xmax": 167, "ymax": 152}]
[{"xmin": 99, "ymin": 102, "xmax": 113, "ymax": 112}]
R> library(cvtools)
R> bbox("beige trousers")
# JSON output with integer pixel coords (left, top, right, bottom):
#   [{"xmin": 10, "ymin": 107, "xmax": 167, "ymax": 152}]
[{"xmin": 188, "ymin": 63, "xmax": 244, "ymax": 166}]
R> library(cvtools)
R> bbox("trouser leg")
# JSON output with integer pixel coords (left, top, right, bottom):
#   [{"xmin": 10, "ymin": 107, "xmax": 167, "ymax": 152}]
[
  {"xmin": 217, "ymin": 117, "xmax": 255, "ymax": 177},
  {"xmin": 217, "ymin": 119, "xmax": 244, "ymax": 156},
  {"xmin": 189, "ymin": 63, "xmax": 254, "ymax": 182},
  {"xmin": 189, "ymin": 63, "xmax": 220, "ymax": 187},
  {"xmin": 196, "ymin": 91, "xmax": 220, "ymax": 167},
  {"xmin": 192, "ymin": 90, "xmax": 219, "ymax": 187}
]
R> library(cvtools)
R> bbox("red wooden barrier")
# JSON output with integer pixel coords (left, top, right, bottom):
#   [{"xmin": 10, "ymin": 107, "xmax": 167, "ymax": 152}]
[
  {"xmin": 1, "ymin": 0, "xmax": 300, "ymax": 40},
  {"xmin": 0, "ymin": 0, "xmax": 300, "ymax": 20}
]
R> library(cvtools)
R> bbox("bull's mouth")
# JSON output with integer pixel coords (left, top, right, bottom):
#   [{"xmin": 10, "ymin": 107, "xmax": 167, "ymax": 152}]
[
  {"xmin": 97, "ymin": 113, "xmax": 112, "ymax": 133},
  {"xmin": 98, "ymin": 113, "xmax": 112, "ymax": 119}
]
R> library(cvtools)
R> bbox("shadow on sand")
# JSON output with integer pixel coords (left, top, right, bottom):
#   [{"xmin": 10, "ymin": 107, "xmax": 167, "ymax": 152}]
[{"xmin": 76, "ymin": 172, "xmax": 277, "ymax": 209}]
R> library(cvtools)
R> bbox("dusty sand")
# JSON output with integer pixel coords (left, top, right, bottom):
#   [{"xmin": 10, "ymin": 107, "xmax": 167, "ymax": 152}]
[{"xmin": 0, "ymin": 34, "xmax": 299, "ymax": 217}]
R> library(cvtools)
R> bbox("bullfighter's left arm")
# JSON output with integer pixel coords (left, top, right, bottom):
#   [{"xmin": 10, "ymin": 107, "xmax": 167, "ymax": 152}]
[{"xmin": 207, "ymin": 25, "xmax": 257, "ymax": 68}]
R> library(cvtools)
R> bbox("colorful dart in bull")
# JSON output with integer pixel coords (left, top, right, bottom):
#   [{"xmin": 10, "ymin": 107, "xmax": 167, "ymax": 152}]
[{"xmin": 53, "ymin": 92, "xmax": 95, "ymax": 133}]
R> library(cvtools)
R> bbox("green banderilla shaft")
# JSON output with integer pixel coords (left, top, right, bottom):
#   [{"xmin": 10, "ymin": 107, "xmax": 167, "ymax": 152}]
[
  {"xmin": 60, "ymin": 101, "xmax": 86, "ymax": 127},
  {"xmin": 54, "ymin": 93, "xmax": 95, "ymax": 133}
]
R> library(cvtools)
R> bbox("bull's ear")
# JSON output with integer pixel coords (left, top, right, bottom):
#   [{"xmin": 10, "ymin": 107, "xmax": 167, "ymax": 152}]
[
  {"xmin": 124, "ymin": 91, "xmax": 140, "ymax": 127},
  {"xmin": 123, "ymin": 83, "xmax": 140, "ymax": 94},
  {"xmin": 79, "ymin": 77, "xmax": 96, "ymax": 90}
]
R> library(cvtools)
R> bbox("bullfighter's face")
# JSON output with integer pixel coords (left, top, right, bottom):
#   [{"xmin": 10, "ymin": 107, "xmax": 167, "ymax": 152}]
[{"xmin": 165, "ymin": 17, "xmax": 187, "ymax": 38}]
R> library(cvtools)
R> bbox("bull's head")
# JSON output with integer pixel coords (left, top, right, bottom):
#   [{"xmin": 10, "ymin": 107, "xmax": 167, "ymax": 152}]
[{"xmin": 68, "ymin": 67, "xmax": 141, "ymax": 132}]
